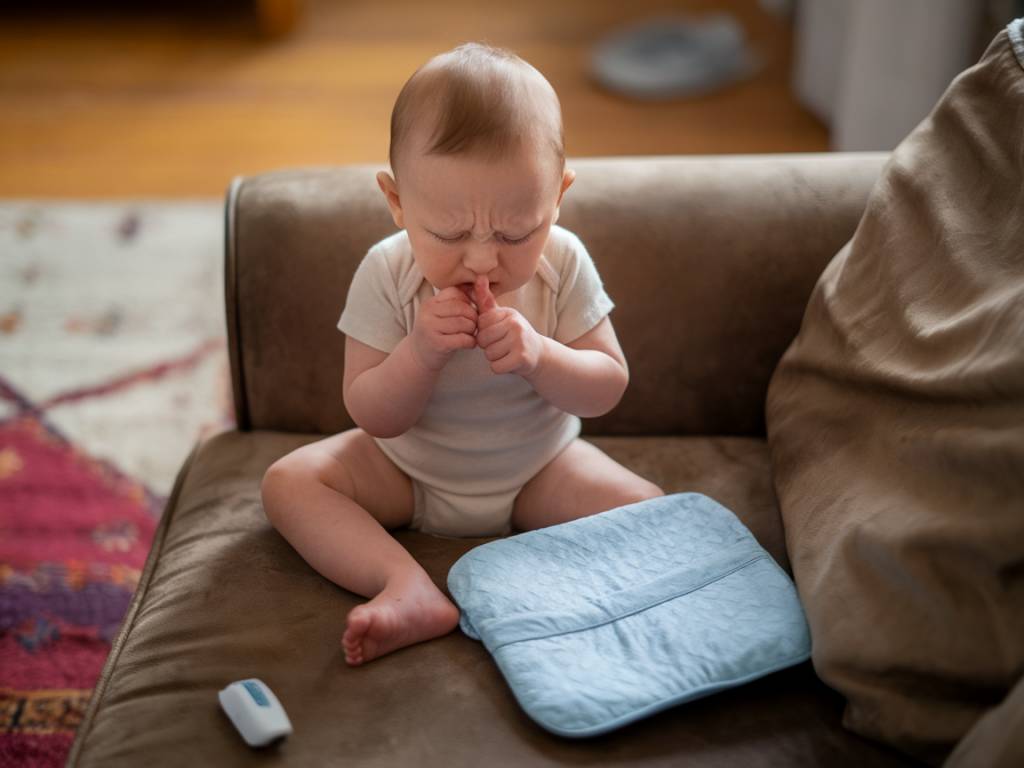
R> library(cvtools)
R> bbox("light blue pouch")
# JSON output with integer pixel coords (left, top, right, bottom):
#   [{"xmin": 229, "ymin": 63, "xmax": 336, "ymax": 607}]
[{"xmin": 447, "ymin": 493, "xmax": 811, "ymax": 737}]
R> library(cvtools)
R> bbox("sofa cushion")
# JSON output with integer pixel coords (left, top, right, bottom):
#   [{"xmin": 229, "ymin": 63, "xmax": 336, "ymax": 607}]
[
  {"xmin": 69, "ymin": 430, "xmax": 915, "ymax": 766},
  {"xmin": 766, "ymin": 22, "xmax": 1024, "ymax": 765},
  {"xmin": 945, "ymin": 673, "xmax": 1024, "ymax": 768}
]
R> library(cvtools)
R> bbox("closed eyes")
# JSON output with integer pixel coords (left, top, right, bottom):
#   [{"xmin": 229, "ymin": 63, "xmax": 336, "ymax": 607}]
[
  {"xmin": 429, "ymin": 230, "xmax": 468, "ymax": 244},
  {"xmin": 427, "ymin": 228, "xmax": 535, "ymax": 246},
  {"xmin": 500, "ymin": 231, "xmax": 534, "ymax": 246}
]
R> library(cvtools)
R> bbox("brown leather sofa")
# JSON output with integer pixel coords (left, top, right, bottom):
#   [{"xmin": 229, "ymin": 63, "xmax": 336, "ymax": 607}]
[{"xmin": 68, "ymin": 153, "xmax": 921, "ymax": 766}]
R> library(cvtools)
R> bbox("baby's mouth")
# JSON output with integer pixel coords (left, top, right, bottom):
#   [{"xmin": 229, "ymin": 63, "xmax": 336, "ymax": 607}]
[{"xmin": 459, "ymin": 280, "xmax": 498, "ymax": 296}]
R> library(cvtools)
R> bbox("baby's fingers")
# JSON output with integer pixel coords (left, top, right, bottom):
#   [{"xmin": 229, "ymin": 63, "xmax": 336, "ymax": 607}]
[
  {"xmin": 430, "ymin": 293, "xmax": 477, "ymax": 320},
  {"xmin": 435, "ymin": 285, "xmax": 472, "ymax": 301},
  {"xmin": 476, "ymin": 306, "xmax": 509, "ymax": 331},
  {"xmin": 475, "ymin": 320, "xmax": 507, "ymax": 349},
  {"xmin": 438, "ymin": 299, "xmax": 478, "ymax": 322},
  {"xmin": 444, "ymin": 333, "xmax": 477, "ymax": 352},
  {"xmin": 474, "ymin": 276, "xmax": 498, "ymax": 313},
  {"xmin": 434, "ymin": 315, "xmax": 478, "ymax": 336},
  {"xmin": 481, "ymin": 335, "xmax": 513, "ymax": 362}
]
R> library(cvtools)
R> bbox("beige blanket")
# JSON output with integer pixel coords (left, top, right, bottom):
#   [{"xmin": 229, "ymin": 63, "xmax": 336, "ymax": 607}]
[{"xmin": 766, "ymin": 21, "xmax": 1024, "ymax": 765}]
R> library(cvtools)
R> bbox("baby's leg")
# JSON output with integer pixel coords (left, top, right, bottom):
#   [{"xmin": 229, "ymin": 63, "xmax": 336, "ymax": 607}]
[
  {"xmin": 511, "ymin": 438, "xmax": 663, "ymax": 531},
  {"xmin": 261, "ymin": 428, "xmax": 459, "ymax": 665}
]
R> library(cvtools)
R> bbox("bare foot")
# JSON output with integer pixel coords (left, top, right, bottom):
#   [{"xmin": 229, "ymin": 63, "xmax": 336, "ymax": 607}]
[{"xmin": 341, "ymin": 575, "xmax": 460, "ymax": 666}]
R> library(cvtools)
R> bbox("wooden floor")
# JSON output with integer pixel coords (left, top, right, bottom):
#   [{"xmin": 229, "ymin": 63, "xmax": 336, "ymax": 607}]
[{"xmin": 0, "ymin": 0, "xmax": 829, "ymax": 198}]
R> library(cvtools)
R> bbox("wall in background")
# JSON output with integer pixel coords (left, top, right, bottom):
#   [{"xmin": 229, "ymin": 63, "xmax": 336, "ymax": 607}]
[{"xmin": 793, "ymin": 0, "xmax": 1016, "ymax": 150}]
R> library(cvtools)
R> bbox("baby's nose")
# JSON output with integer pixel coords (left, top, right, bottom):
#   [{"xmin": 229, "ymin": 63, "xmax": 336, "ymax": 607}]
[{"xmin": 464, "ymin": 239, "xmax": 499, "ymax": 273}]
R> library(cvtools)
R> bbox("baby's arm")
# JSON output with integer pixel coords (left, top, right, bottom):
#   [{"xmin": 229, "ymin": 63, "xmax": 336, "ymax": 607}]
[
  {"xmin": 474, "ymin": 278, "xmax": 627, "ymax": 418},
  {"xmin": 344, "ymin": 287, "xmax": 477, "ymax": 437},
  {"xmin": 525, "ymin": 319, "xmax": 629, "ymax": 418},
  {"xmin": 343, "ymin": 336, "xmax": 440, "ymax": 437}
]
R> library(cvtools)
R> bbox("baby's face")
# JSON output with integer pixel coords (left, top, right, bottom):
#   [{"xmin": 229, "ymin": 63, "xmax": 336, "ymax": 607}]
[{"xmin": 378, "ymin": 143, "xmax": 572, "ymax": 300}]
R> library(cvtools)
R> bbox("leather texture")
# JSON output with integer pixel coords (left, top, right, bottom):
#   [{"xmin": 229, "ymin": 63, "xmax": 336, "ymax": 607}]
[
  {"xmin": 68, "ymin": 152, "xmax": 924, "ymax": 767},
  {"xmin": 448, "ymin": 494, "xmax": 811, "ymax": 737}
]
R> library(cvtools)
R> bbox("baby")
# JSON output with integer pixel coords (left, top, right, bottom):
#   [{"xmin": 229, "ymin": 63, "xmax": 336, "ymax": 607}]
[{"xmin": 261, "ymin": 43, "xmax": 663, "ymax": 666}]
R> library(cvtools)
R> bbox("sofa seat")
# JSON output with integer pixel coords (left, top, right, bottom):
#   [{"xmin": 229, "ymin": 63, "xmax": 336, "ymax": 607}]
[{"xmin": 69, "ymin": 430, "xmax": 913, "ymax": 767}]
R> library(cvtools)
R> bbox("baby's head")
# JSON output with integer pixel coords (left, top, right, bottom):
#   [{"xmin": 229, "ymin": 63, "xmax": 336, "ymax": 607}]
[
  {"xmin": 377, "ymin": 43, "xmax": 575, "ymax": 298},
  {"xmin": 388, "ymin": 42, "xmax": 565, "ymax": 178}
]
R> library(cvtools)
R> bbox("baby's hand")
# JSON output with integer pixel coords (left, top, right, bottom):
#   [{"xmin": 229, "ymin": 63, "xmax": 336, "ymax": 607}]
[
  {"xmin": 411, "ymin": 286, "xmax": 478, "ymax": 371},
  {"xmin": 474, "ymin": 276, "xmax": 544, "ymax": 376}
]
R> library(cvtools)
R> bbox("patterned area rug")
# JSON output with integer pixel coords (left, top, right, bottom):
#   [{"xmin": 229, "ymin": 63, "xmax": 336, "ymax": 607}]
[{"xmin": 0, "ymin": 202, "xmax": 233, "ymax": 766}]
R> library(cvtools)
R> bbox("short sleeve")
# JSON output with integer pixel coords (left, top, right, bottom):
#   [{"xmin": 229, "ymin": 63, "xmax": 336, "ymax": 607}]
[
  {"xmin": 553, "ymin": 231, "xmax": 615, "ymax": 345},
  {"xmin": 337, "ymin": 247, "xmax": 408, "ymax": 353}
]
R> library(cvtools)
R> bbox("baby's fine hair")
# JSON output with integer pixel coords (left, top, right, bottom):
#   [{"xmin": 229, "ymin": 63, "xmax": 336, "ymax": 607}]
[{"xmin": 388, "ymin": 42, "xmax": 565, "ymax": 174}]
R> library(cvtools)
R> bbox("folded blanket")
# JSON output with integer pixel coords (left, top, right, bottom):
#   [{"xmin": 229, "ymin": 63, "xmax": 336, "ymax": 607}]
[{"xmin": 447, "ymin": 493, "xmax": 810, "ymax": 737}]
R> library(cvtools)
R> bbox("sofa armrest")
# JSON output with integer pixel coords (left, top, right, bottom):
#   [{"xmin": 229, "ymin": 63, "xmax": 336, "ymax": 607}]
[{"xmin": 226, "ymin": 153, "xmax": 887, "ymax": 435}]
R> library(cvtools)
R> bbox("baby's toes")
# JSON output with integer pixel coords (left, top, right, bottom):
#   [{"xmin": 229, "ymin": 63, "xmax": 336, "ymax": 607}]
[
  {"xmin": 342, "ymin": 609, "xmax": 371, "ymax": 657},
  {"xmin": 345, "ymin": 605, "xmax": 372, "ymax": 634}
]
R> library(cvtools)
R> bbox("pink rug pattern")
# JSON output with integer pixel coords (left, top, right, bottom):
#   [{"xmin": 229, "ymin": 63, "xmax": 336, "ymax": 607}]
[{"xmin": 0, "ymin": 203, "xmax": 233, "ymax": 766}]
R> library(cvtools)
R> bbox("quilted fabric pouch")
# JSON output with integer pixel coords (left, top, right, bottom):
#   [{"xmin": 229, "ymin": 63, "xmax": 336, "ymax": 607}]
[{"xmin": 447, "ymin": 493, "xmax": 811, "ymax": 737}]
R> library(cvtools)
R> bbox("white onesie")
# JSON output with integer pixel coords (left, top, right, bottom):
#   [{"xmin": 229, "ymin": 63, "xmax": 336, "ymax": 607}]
[{"xmin": 337, "ymin": 225, "xmax": 614, "ymax": 537}]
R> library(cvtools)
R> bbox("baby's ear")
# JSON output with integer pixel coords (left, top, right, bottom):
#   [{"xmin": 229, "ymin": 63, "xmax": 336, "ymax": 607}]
[
  {"xmin": 553, "ymin": 168, "xmax": 576, "ymax": 224},
  {"xmin": 376, "ymin": 171, "xmax": 405, "ymax": 229}
]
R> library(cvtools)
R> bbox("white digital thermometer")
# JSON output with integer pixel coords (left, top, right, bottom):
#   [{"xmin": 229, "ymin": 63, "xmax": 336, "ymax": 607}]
[{"xmin": 219, "ymin": 679, "xmax": 293, "ymax": 747}]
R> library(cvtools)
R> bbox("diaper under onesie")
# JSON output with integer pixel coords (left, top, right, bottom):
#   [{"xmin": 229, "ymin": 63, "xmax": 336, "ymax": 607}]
[{"xmin": 337, "ymin": 226, "xmax": 614, "ymax": 537}]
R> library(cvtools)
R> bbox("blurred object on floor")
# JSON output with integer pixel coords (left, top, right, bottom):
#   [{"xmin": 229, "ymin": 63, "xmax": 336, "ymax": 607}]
[{"xmin": 591, "ymin": 14, "xmax": 760, "ymax": 100}]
